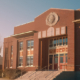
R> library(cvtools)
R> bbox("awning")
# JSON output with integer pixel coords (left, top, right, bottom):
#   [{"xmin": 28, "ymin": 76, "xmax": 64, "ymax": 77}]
[
  {"xmin": 12, "ymin": 30, "xmax": 37, "ymax": 38},
  {"xmin": 72, "ymin": 19, "xmax": 80, "ymax": 23}
]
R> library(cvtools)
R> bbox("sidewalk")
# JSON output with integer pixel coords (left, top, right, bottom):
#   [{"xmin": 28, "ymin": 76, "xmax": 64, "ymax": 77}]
[{"xmin": 0, "ymin": 78, "xmax": 14, "ymax": 80}]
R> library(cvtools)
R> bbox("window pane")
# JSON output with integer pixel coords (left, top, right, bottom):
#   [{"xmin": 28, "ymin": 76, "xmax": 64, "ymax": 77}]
[
  {"xmin": 60, "ymin": 54, "xmax": 64, "ymax": 56},
  {"xmin": 27, "ymin": 41, "xmax": 30, "ymax": 49},
  {"xmin": 63, "ymin": 38, "xmax": 66, "ymax": 45},
  {"xmin": 10, "ymin": 59, "xmax": 13, "ymax": 67},
  {"xmin": 27, "ymin": 56, "xmax": 30, "ymax": 66},
  {"xmin": 5, "ymin": 48, "xmax": 8, "ymax": 68},
  {"xmin": 20, "ymin": 42, "xmax": 23, "ymax": 50},
  {"xmin": 30, "ymin": 56, "xmax": 33, "ymax": 65},
  {"xmin": 53, "ymin": 40, "xmax": 56, "ymax": 44},
  {"xmin": 59, "ymin": 39, "xmax": 62, "ymax": 45},
  {"xmin": 55, "ymin": 57, "xmax": 58, "ymax": 63},
  {"xmin": 31, "ymin": 40, "xmax": 34, "ymax": 48},
  {"xmin": 60, "ymin": 57, "xmax": 63, "ymax": 63},
  {"xmin": 65, "ymin": 54, "xmax": 67, "ymax": 56},
  {"xmin": 53, "ymin": 40, "xmax": 56, "ymax": 47},
  {"xmin": 49, "ymin": 39, "xmax": 53, "ymax": 47},
  {"xmin": 66, "ymin": 38, "xmax": 68, "ymax": 45},
  {"xmin": 19, "ymin": 57, "xmax": 23, "ymax": 66},
  {"xmin": 54, "ymin": 54, "xmax": 58, "ymax": 57},
  {"xmin": 56, "ymin": 39, "xmax": 59, "ymax": 46},
  {"xmin": 49, "ymin": 55, "xmax": 53, "ymax": 64}
]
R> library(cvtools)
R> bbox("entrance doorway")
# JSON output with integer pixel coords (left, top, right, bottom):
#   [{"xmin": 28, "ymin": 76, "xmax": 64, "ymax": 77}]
[
  {"xmin": 54, "ymin": 54, "xmax": 58, "ymax": 70},
  {"xmin": 49, "ymin": 54, "xmax": 58, "ymax": 70},
  {"xmin": 49, "ymin": 55, "xmax": 53, "ymax": 70},
  {"xmin": 49, "ymin": 54, "xmax": 67, "ymax": 70}
]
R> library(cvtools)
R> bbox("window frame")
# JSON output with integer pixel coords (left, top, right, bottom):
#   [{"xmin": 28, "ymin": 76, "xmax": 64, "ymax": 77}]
[
  {"xmin": 66, "ymin": 38, "xmax": 68, "ymax": 45},
  {"xmin": 10, "ymin": 46, "xmax": 13, "ymax": 67},
  {"xmin": 18, "ymin": 56, "xmax": 23, "ymax": 67},
  {"xmin": 65, "ymin": 54, "xmax": 68, "ymax": 63},
  {"xmin": 53, "ymin": 39, "xmax": 56, "ymax": 47},
  {"xmin": 49, "ymin": 39, "xmax": 53, "ymax": 47},
  {"xmin": 27, "ymin": 40, "xmax": 34, "ymax": 49},
  {"xmin": 59, "ymin": 38, "xmax": 62, "ymax": 46},
  {"xmin": 18, "ymin": 41, "xmax": 23, "ymax": 67},
  {"xmin": 27, "ymin": 56, "xmax": 33, "ymax": 66},
  {"xmin": 60, "ymin": 54, "xmax": 64, "ymax": 63},
  {"xmin": 19, "ymin": 42, "xmax": 23, "ymax": 50},
  {"xmin": 27, "ymin": 40, "xmax": 34, "ymax": 67},
  {"xmin": 5, "ymin": 48, "xmax": 8, "ymax": 68}
]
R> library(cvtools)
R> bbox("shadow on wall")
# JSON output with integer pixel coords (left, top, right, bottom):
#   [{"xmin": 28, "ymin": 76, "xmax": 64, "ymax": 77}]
[{"xmin": 53, "ymin": 71, "xmax": 80, "ymax": 80}]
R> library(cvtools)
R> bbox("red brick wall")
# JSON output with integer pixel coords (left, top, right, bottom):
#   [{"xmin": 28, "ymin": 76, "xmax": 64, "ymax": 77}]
[{"xmin": 14, "ymin": 22, "xmax": 35, "ymax": 34}]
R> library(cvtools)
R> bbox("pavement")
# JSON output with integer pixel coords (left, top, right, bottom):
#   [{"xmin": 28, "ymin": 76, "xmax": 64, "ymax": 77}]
[{"xmin": 0, "ymin": 78, "xmax": 14, "ymax": 80}]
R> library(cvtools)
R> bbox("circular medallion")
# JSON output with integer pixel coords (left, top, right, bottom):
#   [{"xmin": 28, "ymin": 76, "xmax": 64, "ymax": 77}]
[{"xmin": 46, "ymin": 12, "xmax": 59, "ymax": 26}]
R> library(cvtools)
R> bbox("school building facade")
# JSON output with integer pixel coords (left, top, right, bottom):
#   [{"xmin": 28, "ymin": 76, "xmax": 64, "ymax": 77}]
[{"xmin": 2, "ymin": 8, "xmax": 80, "ymax": 71}]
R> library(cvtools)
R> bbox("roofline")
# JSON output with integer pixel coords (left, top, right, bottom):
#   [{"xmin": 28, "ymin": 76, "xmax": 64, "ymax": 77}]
[
  {"xmin": 14, "ymin": 8, "xmax": 75, "ymax": 27},
  {"xmin": 35, "ymin": 8, "xmax": 74, "ymax": 19},
  {"xmin": 50, "ymin": 8, "xmax": 74, "ymax": 11},
  {"xmin": 12, "ymin": 31, "xmax": 35, "ymax": 37},
  {"xmin": 14, "ymin": 21, "xmax": 34, "ymax": 28}
]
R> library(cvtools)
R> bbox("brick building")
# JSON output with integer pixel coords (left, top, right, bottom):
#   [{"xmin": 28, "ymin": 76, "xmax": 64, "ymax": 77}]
[{"xmin": 2, "ymin": 8, "xmax": 80, "ymax": 71}]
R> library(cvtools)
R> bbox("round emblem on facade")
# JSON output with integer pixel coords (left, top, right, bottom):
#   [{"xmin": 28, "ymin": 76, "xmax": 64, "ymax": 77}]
[{"xmin": 46, "ymin": 12, "xmax": 59, "ymax": 26}]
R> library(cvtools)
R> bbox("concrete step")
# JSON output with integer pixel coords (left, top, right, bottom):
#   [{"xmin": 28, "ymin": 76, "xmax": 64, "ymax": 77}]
[{"xmin": 15, "ymin": 70, "xmax": 63, "ymax": 80}]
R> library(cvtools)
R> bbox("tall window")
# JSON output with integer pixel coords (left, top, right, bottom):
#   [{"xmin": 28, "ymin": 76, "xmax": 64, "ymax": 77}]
[
  {"xmin": 10, "ymin": 46, "xmax": 13, "ymax": 67},
  {"xmin": 18, "ymin": 42, "xmax": 23, "ymax": 67},
  {"xmin": 5, "ymin": 48, "xmax": 8, "ymax": 68},
  {"xmin": 27, "ymin": 40, "xmax": 34, "ymax": 66}
]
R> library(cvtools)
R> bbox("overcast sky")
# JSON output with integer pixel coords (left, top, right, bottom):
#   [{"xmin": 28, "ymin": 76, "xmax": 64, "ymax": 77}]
[{"xmin": 0, "ymin": 0, "xmax": 80, "ymax": 56}]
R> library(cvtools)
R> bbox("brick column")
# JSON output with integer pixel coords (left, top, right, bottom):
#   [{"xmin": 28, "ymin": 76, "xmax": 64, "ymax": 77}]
[
  {"xmin": 67, "ymin": 24, "xmax": 75, "ymax": 71},
  {"xmin": 13, "ymin": 39, "xmax": 17, "ymax": 69},
  {"xmin": 34, "ymin": 33, "xmax": 39, "ymax": 67}
]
